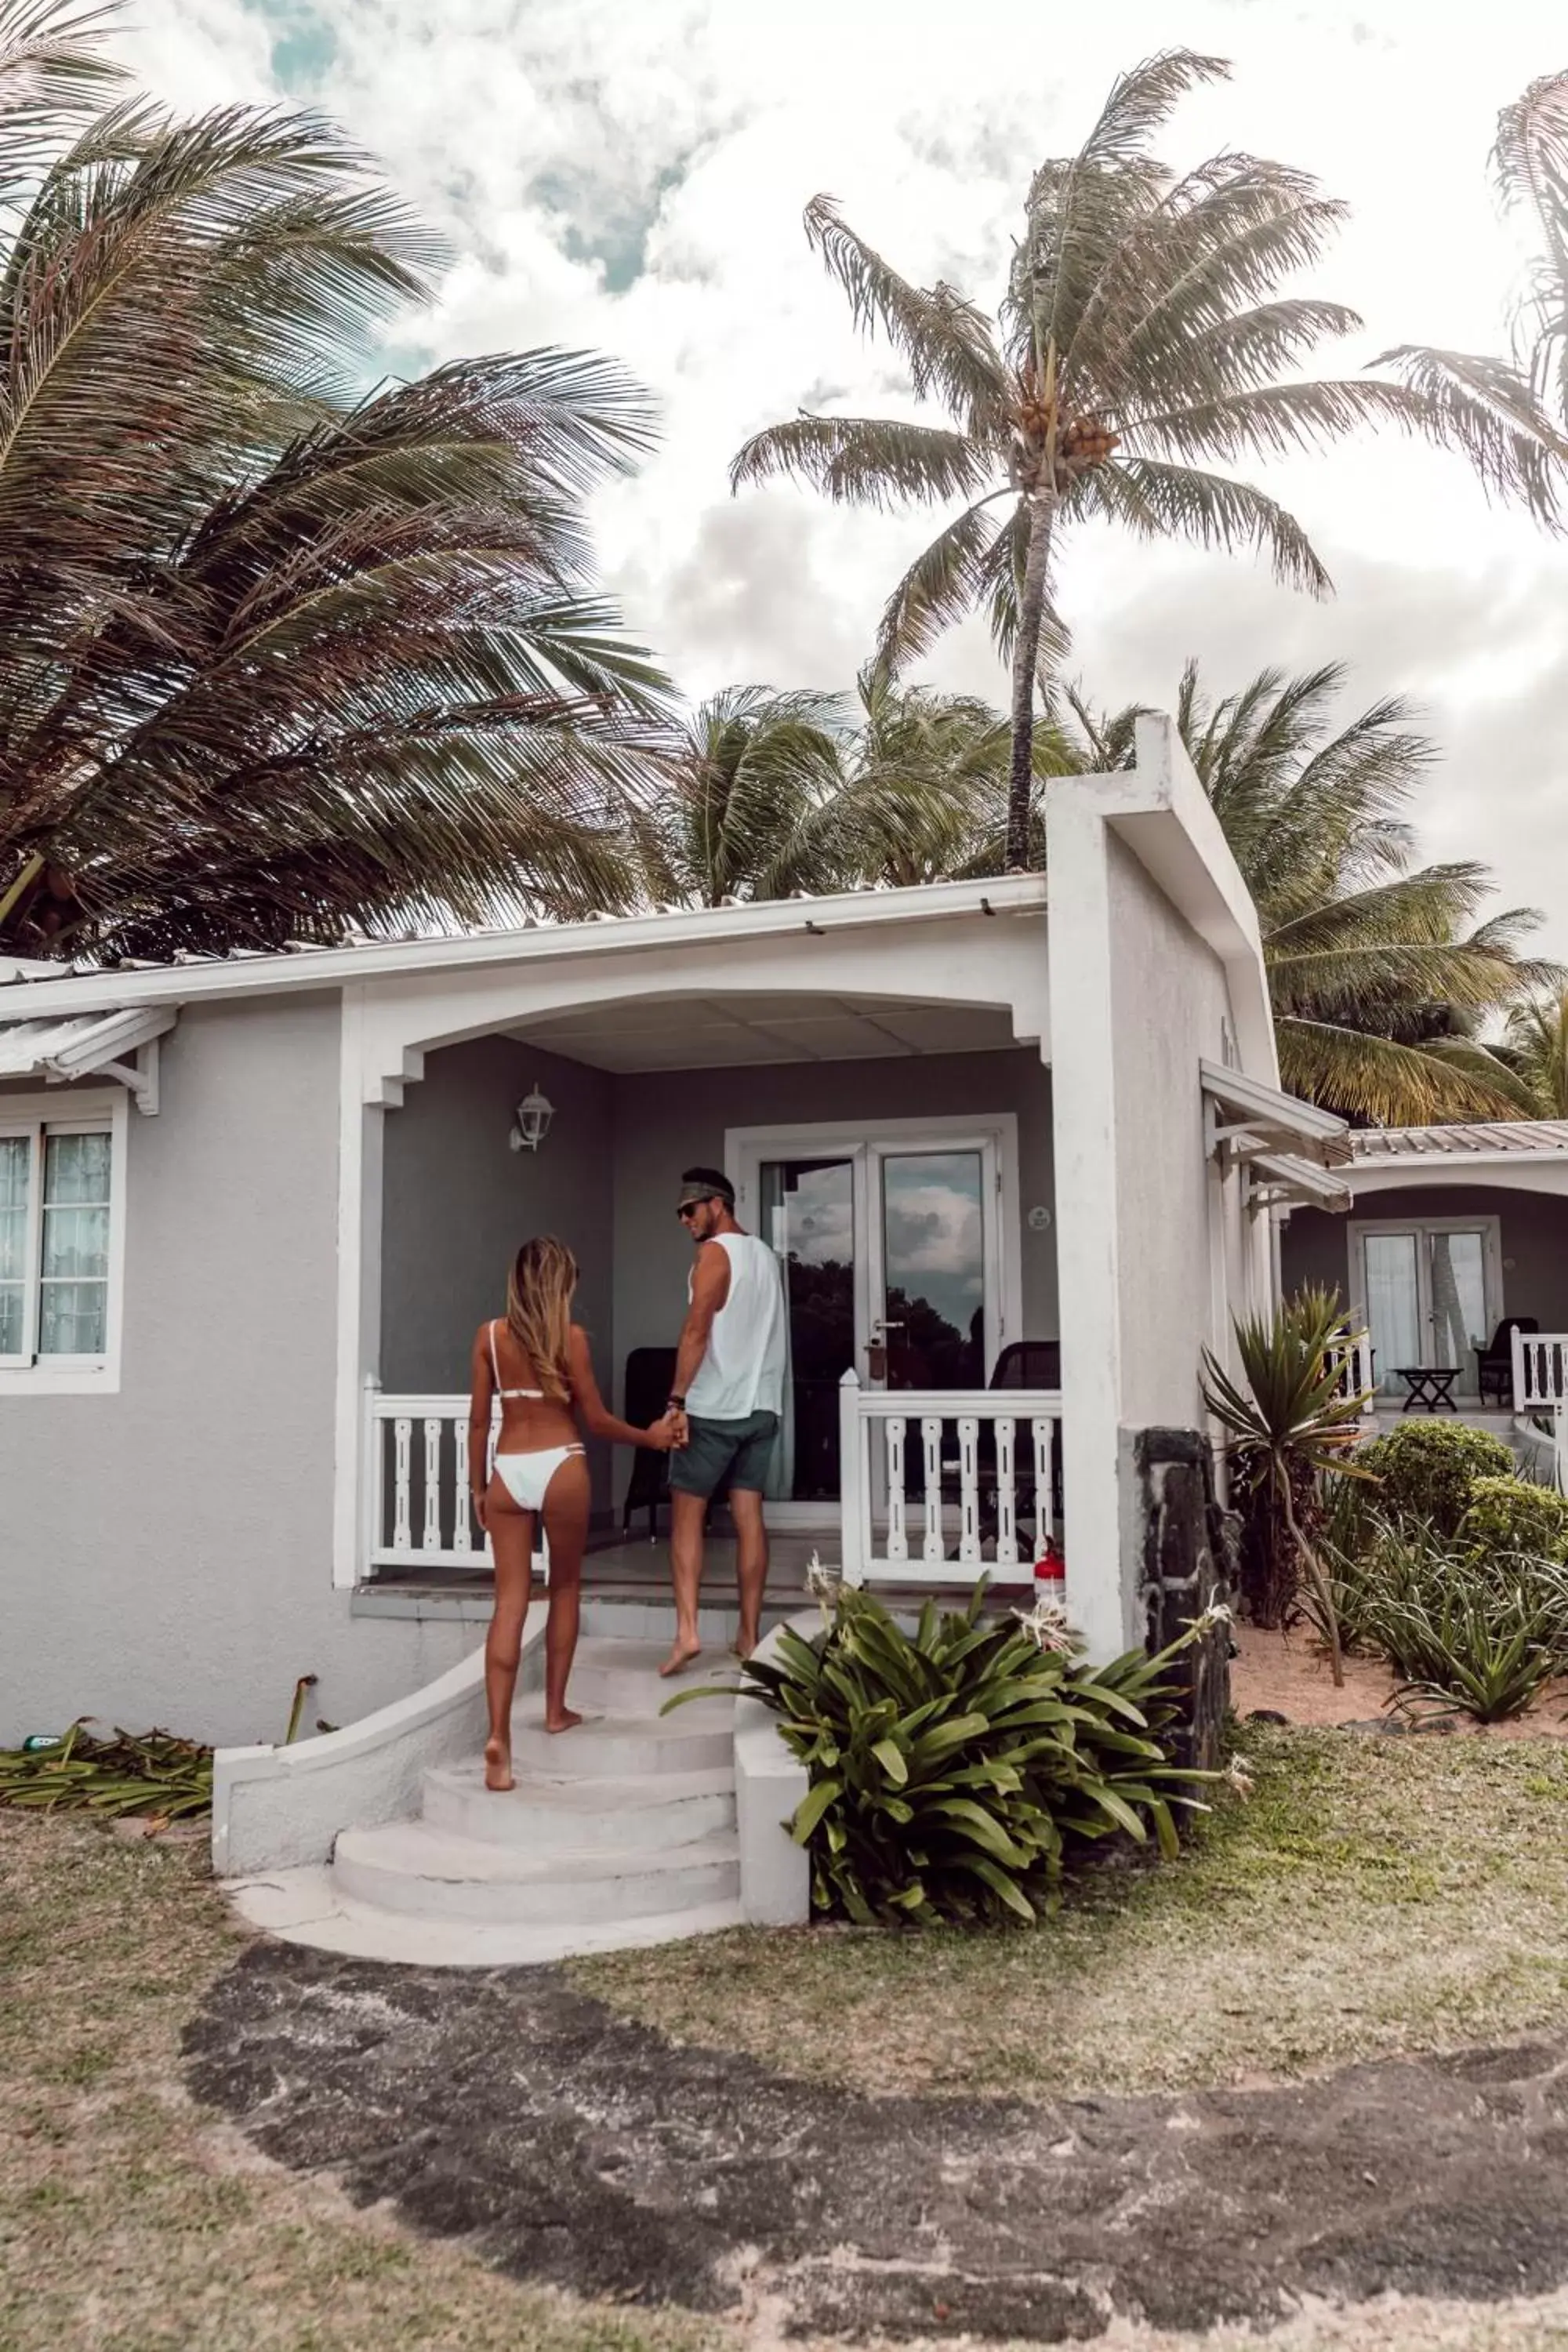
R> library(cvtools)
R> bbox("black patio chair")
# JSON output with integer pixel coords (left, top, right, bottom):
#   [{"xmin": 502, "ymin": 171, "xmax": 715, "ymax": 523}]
[
  {"xmin": 1475, "ymin": 1316, "xmax": 1537, "ymax": 1408},
  {"xmin": 620, "ymin": 1346, "xmax": 677, "ymax": 1541}
]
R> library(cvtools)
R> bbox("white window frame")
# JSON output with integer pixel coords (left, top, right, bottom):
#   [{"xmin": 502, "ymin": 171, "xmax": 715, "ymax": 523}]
[{"xmin": 0, "ymin": 1087, "xmax": 127, "ymax": 1395}]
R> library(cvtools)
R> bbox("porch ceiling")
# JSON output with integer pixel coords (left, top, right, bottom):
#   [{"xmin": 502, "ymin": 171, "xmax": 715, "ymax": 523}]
[{"xmin": 507, "ymin": 992, "xmax": 1020, "ymax": 1073}]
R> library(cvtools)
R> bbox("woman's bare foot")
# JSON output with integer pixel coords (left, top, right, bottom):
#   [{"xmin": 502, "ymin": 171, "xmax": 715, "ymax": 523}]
[
  {"xmin": 544, "ymin": 1706, "xmax": 583, "ymax": 1735},
  {"xmin": 483, "ymin": 1737, "xmax": 514, "ymax": 1792},
  {"xmin": 659, "ymin": 1639, "xmax": 702, "ymax": 1678}
]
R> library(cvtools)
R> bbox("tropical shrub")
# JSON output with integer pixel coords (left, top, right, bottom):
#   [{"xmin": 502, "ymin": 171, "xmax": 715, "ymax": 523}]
[
  {"xmin": 718, "ymin": 1581, "xmax": 1214, "ymax": 1926},
  {"xmin": 1306, "ymin": 1512, "xmax": 1568, "ymax": 1722},
  {"xmin": 1459, "ymin": 1475, "xmax": 1568, "ymax": 1567},
  {"xmin": 1352, "ymin": 1420, "xmax": 1514, "ymax": 1541},
  {"xmin": 1201, "ymin": 1287, "xmax": 1374, "ymax": 1673}
]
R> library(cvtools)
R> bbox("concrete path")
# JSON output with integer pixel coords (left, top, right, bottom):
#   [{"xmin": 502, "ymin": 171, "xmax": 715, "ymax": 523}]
[{"xmin": 185, "ymin": 1943, "xmax": 1568, "ymax": 2344}]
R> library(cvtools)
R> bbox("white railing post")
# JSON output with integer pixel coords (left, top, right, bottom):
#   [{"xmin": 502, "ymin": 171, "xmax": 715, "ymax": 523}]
[
  {"xmin": 920, "ymin": 1416, "xmax": 945, "ymax": 1563},
  {"xmin": 885, "ymin": 1414, "xmax": 909, "ymax": 1564},
  {"xmin": 1512, "ymin": 1323, "xmax": 1527, "ymax": 1412},
  {"xmin": 838, "ymin": 1369, "xmax": 867, "ymax": 1588},
  {"xmin": 995, "ymin": 1414, "xmax": 1018, "ymax": 1568},
  {"xmin": 957, "ymin": 1414, "xmax": 981, "ymax": 1564}
]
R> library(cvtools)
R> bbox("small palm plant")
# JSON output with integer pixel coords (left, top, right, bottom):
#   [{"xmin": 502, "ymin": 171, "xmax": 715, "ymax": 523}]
[{"xmin": 1202, "ymin": 1288, "xmax": 1375, "ymax": 1683}]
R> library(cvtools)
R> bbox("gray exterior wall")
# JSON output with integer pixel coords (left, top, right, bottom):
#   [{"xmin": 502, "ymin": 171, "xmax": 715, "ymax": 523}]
[
  {"xmin": 607, "ymin": 1045, "xmax": 1056, "ymax": 1417},
  {"xmin": 378, "ymin": 1036, "xmax": 615, "ymax": 1511},
  {"xmin": 1, "ymin": 992, "xmax": 472, "ymax": 1749},
  {"xmin": 1283, "ymin": 1185, "xmax": 1568, "ymax": 1331},
  {"xmin": 1104, "ymin": 835, "xmax": 1235, "ymax": 1432}
]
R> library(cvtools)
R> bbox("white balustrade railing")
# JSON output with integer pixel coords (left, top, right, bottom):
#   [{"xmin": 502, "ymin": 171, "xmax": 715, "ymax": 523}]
[
  {"xmin": 1328, "ymin": 1330, "xmax": 1376, "ymax": 1415},
  {"xmin": 1512, "ymin": 1330, "xmax": 1568, "ymax": 1413},
  {"xmin": 837, "ymin": 1368, "xmax": 1062, "ymax": 1587},
  {"xmin": 365, "ymin": 1385, "xmax": 546, "ymax": 1578}
]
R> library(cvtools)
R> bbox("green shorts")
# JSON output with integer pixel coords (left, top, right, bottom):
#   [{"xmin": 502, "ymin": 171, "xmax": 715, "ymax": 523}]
[{"xmin": 669, "ymin": 1409, "xmax": 780, "ymax": 1499}]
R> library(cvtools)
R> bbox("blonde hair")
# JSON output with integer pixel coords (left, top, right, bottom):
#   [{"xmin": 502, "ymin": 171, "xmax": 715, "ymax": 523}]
[{"xmin": 504, "ymin": 1236, "xmax": 577, "ymax": 1405}]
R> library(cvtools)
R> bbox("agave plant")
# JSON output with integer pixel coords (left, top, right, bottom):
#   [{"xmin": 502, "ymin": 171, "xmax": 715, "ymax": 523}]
[
  {"xmin": 678, "ymin": 1578, "xmax": 1214, "ymax": 1927},
  {"xmin": 1202, "ymin": 1288, "xmax": 1375, "ymax": 1679}
]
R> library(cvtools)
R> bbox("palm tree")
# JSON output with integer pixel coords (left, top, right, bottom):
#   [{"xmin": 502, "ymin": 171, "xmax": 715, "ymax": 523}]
[
  {"xmin": 731, "ymin": 50, "xmax": 1558, "ymax": 873},
  {"xmin": 1504, "ymin": 986, "xmax": 1568, "ymax": 1117},
  {"xmin": 0, "ymin": 1, "xmax": 669, "ymax": 962},
  {"xmin": 634, "ymin": 670, "xmax": 1014, "ymax": 906},
  {"xmin": 1058, "ymin": 661, "xmax": 1555, "ymax": 1124}
]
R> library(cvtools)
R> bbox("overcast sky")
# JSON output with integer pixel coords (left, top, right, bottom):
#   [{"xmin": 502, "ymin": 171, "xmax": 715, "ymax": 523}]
[{"xmin": 127, "ymin": 0, "xmax": 1568, "ymax": 956}]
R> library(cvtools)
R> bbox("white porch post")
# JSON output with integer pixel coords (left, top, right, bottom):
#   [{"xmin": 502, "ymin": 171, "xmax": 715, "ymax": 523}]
[{"xmin": 838, "ymin": 1369, "xmax": 867, "ymax": 1587}]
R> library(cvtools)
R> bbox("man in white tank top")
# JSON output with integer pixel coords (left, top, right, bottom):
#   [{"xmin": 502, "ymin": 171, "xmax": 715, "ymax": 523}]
[{"xmin": 659, "ymin": 1165, "xmax": 786, "ymax": 1676}]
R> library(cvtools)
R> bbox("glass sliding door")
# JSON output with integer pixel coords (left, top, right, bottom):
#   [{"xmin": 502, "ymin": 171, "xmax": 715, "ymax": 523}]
[
  {"xmin": 872, "ymin": 1148, "xmax": 988, "ymax": 1390},
  {"xmin": 1354, "ymin": 1220, "xmax": 1497, "ymax": 1403},
  {"xmin": 758, "ymin": 1157, "xmax": 855, "ymax": 1501}
]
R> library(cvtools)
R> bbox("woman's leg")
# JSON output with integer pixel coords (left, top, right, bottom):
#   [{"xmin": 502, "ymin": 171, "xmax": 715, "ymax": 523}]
[
  {"xmin": 483, "ymin": 1477, "xmax": 536, "ymax": 1791},
  {"xmin": 539, "ymin": 1451, "xmax": 592, "ymax": 1733}
]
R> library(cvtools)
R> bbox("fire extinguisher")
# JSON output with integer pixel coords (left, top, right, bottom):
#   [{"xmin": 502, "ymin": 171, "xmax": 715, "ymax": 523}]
[{"xmin": 1033, "ymin": 1533, "xmax": 1066, "ymax": 1599}]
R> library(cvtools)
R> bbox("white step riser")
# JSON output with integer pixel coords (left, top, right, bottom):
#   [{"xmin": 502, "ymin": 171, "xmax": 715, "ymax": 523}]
[
  {"xmin": 568, "ymin": 1662, "xmax": 739, "ymax": 1713},
  {"xmin": 332, "ymin": 1846, "xmax": 740, "ymax": 1926},
  {"xmin": 507, "ymin": 1722, "xmax": 734, "ymax": 1778},
  {"xmin": 422, "ymin": 1778, "xmax": 735, "ymax": 1853}
]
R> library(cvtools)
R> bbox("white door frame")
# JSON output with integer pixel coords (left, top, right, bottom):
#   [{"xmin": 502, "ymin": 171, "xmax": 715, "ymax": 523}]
[
  {"xmin": 727, "ymin": 1112, "xmax": 1023, "ymax": 1525},
  {"xmin": 1348, "ymin": 1214, "xmax": 1503, "ymax": 1399}
]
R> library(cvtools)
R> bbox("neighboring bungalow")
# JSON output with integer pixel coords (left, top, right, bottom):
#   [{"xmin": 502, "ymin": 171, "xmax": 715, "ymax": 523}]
[{"xmin": 1280, "ymin": 1120, "xmax": 1568, "ymax": 1426}]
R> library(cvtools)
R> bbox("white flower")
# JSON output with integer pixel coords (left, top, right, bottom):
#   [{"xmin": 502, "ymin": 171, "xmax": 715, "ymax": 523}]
[
  {"xmin": 1013, "ymin": 1595, "xmax": 1075, "ymax": 1654},
  {"xmin": 806, "ymin": 1552, "xmax": 841, "ymax": 1620},
  {"xmin": 1187, "ymin": 1599, "xmax": 1234, "ymax": 1635},
  {"xmin": 1224, "ymin": 1754, "xmax": 1255, "ymax": 1800}
]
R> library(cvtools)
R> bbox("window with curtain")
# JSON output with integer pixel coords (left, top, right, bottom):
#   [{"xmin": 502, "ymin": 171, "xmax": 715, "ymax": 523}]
[{"xmin": 0, "ymin": 1122, "xmax": 114, "ymax": 1365}]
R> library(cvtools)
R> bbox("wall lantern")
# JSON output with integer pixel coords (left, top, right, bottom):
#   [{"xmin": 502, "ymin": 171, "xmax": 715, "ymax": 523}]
[{"xmin": 509, "ymin": 1081, "xmax": 555, "ymax": 1154}]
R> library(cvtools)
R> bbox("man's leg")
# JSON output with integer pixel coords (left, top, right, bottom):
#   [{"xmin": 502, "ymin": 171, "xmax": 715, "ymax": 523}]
[
  {"xmin": 662, "ymin": 1488, "xmax": 708, "ymax": 1676},
  {"xmin": 728, "ymin": 1486, "xmax": 768, "ymax": 1661}
]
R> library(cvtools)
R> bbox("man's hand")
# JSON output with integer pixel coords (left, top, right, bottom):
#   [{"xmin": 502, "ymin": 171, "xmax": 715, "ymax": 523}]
[
  {"xmin": 669, "ymin": 1407, "xmax": 690, "ymax": 1449},
  {"xmin": 646, "ymin": 1410, "xmax": 686, "ymax": 1450}
]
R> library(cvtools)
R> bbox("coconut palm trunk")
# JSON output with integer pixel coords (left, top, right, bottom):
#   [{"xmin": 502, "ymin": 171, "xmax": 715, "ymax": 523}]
[{"xmin": 1006, "ymin": 491, "xmax": 1056, "ymax": 869}]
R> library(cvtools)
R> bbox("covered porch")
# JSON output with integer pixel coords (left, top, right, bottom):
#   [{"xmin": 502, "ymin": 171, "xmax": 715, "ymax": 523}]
[{"xmin": 347, "ymin": 880, "xmax": 1065, "ymax": 1606}]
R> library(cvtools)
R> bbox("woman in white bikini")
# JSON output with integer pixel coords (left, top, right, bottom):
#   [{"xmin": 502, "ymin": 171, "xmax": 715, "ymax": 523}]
[{"xmin": 470, "ymin": 1235, "xmax": 678, "ymax": 1788}]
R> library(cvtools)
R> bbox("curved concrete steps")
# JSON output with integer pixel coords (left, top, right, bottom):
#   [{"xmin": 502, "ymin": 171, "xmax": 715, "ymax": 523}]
[{"xmin": 224, "ymin": 1635, "xmax": 750, "ymax": 1964}]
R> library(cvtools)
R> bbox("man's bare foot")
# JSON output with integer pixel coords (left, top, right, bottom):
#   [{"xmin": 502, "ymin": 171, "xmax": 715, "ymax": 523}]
[
  {"xmin": 732, "ymin": 1629, "xmax": 760, "ymax": 1663},
  {"xmin": 544, "ymin": 1706, "xmax": 583, "ymax": 1735},
  {"xmin": 659, "ymin": 1639, "xmax": 702, "ymax": 1678},
  {"xmin": 483, "ymin": 1737, "xmax": 514, "ymax": 1792}
]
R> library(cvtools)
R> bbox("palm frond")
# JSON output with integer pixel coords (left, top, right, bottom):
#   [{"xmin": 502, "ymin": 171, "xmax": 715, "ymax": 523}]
[
  {"xmin": 1276, "ymin": 1018, "xmax": 1540, "ymax": 1125},
  {"xmin": 1076, "ymin": 455, "xmax": 1331, "ymax": 593},
  {"xmin": 728, "ymin": 413, "xmax": 994, "ymax": 510},
  {"xmin": 800, "ymin": 193, "xmax": 1007, "ymax": 437},
  {"xmin": 1370, "ymin": 344, "xmax": 1568, "ymax": 524},
  {"xmin": 873, "ymin": 492, "xmax": 1011, "ymax": 672}
]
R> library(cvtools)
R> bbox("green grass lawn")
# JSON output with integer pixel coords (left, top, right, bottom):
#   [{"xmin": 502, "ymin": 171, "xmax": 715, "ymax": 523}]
[{"xmin": 571, "ymin": 1726, "xmax": 1568, "ymax": 2100}]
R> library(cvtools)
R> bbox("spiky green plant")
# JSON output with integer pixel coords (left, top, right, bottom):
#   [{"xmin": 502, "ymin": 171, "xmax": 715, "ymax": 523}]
[
  {"xmin": 731, "ymin": 50, "xmax": 1559, "ymax": 871},
  {"xmin": 0, "ymin": 0, "xmax": 669, "ymax": 961},
  {"xmin": 1202, "ymin": 1287, "xmax": 1375, "ymax": 1678},
  {"xmin": 672, "ymin": 1578, "xmax": 1215, "ymax": 1926}
]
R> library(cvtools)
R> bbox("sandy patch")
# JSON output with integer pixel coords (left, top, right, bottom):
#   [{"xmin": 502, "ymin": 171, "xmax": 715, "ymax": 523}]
[{"xmin": 1232, "ymin": 1621, "xmax": 1568, "ymax": 1737}]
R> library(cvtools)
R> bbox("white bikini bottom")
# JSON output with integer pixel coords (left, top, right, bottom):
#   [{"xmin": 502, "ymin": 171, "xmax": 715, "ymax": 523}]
[{"xmin": 492, "ymin": 1444, "xmax": 584, "ymax": 1513}]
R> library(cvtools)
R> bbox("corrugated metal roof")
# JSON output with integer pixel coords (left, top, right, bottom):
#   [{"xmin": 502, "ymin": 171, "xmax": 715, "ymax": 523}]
[{"xmin": 1351, "ymin": 1120, "xmax": 1568, "ymax": 1160}]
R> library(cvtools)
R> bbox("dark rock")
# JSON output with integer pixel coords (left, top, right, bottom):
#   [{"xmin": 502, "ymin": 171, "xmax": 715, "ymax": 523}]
[
  {"xmin": 184, "ymin": 1944, "xmax": 1568, "ymax": 2343},
  {"xmin": 1246, "ymin": 1708, "xmax": 1290, "ymax": 1726},
  {"xmin": 1337, "ymin": 1718, "xmax": 1408, "ymax": 1736},
  {"xmin": 1135, "ymin": 1425, "xmax": 1236, "ymax": 1773}
]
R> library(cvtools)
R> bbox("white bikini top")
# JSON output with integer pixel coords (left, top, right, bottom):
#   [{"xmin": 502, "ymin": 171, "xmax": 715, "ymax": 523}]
[{"xmin": 489, "ymin": 1319, "xmax": 544, "ymax": 1399}]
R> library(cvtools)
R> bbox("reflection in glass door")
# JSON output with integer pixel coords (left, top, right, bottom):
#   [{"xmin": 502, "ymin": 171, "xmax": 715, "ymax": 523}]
[
  {"xmin": 1356, "ymin": 1221, "xmax": 1494, "ymax": 1401},
  {"xmin": 759, "ymin": 1158, "xmax": 855, "ymax": 1501},
  {"xmin": 873, "ymin": 1149, "xmax": 987, "ymax": 1390}
]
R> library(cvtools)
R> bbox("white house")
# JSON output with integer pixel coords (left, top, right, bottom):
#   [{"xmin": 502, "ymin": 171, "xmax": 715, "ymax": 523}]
[{"xmin": 0, "ymin": 719, "xmax": 1367, "ymax": 1958}]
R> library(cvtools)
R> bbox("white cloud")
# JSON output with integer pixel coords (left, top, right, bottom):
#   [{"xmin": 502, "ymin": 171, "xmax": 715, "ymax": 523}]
[{"xmin": 114, "ymin": 0, "xmax": 1568, "ymax": 956}]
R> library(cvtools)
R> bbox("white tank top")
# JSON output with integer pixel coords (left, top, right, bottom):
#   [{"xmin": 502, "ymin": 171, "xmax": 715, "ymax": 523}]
[{"xmin": 685, "ymin": 1232, "xmax": 786, "ymax": 1419}]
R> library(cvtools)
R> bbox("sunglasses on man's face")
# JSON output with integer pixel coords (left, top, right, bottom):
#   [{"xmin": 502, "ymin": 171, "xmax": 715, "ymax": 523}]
[{"xmin": 677, "ymin": 1200, "xmax": 705, "ymax": 1223}]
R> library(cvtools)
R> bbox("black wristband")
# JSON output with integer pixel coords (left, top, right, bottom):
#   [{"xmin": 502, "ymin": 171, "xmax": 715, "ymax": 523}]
[{"xmin": 667, "ymin": 1393, "xmax": 685, "ymax": 1410}]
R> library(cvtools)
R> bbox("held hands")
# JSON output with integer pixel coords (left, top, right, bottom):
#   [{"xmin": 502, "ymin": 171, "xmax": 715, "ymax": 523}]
[{"xmin": 647, "ymin": 1409, "xmax": 688, "ymax": 1450}]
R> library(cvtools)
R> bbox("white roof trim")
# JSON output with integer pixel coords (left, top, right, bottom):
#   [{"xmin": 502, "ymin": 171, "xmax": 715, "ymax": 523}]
[
  {"xmin": 1200, "ymin": 1059, "xmax": 1352, "ymax": 1168},
  {"xmin": 0, "ymin": 1005, "xmax": 176, "ymax": 1109},
  {"xmin": 1247, "ymin": 1150, "xmax": 1354, "ymax": 1214},
  {"xmin": 0, "ymin": 873, "xmax": 1049, "ymax": 1017}
]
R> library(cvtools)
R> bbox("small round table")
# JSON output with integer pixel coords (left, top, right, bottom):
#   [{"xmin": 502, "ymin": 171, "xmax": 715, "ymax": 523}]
[{"xmin": 1395, "ymin": 1366, "xmax": 1461, "ymax": 1414}]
